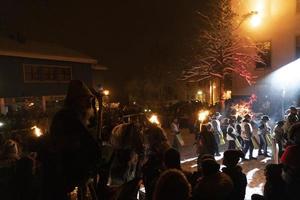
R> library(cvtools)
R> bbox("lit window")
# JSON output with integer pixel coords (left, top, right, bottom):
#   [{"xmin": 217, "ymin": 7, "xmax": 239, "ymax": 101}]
[
  {"xmin": 256, "ymin": 41, "xmax": 271, "ymax": 69},
  {"xmin": 296, "ymin": 36, "xmax": 300, "ymax": 58},
  {"xmin": 23, "ymin": 64, "xmax": 72, "ymax": 83}
]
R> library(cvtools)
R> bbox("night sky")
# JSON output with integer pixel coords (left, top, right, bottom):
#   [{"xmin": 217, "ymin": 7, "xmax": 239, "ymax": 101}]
[{"xmin": 0, "ymin": 0, "xmax": 213, "ymax": 100}]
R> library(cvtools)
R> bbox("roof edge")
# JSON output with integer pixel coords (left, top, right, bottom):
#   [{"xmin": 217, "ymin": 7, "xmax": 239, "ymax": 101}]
[{"xmin": 0, "ymin": 50, "xmax": 98, "ymax": 64}]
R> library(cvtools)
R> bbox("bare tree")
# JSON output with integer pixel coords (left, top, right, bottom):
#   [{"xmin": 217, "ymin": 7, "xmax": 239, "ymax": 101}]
[{"xmin": 180, "ymin": 0, "xmax": 263, "ymax": 108}]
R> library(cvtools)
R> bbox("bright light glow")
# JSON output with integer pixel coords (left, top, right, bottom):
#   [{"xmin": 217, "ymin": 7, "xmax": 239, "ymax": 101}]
[
  {"xmin": 144, "ymin": 109, "xmax": 148, "ymax": 112},
  {"xmin": 271, "ymin": 59, "xmax": 300, "ymax": 88},
  {"xmin": 149, "ymin": 114, "xmax": 160, "ymax": 125},
  {"xmin": 249, "ymin": 0, "xmax": 266, "ymax": 28},
  {"xmin": 31, "ymin": 126, "xmax": 43, "ymax": 137},
  {"xmin": 28, "ymin": 102, "xmax": 35, "ymax": 107},
  {"xmin": 224, "ymin": 90, "xmax": 232, "ymax": 100},
  {"xmin": 245, "ymin": 168, "xmax": 262, "ymax": 200},
  {"xmin": 198, "ymin": 110, "xmax": 209, "ymax": 122},
  {"xmin": 0, "ymin": 122, "xmax": 4, "ymax": 127},
  {"xmin": 103, "ymin": 90, "xmax": 110, "ymax": 96},
  {"xmin": 265, "ymin": 59, "xmax": 300, "ymax": 110},
  {"xmin": 197, "ymin": 90, "xmax": 203, "ymax": 95},
  {"xmin": 232, "ymin": 103, "xmax": 252, "ymax": 117},
  {"xmin": 250, "ymin": 14, "xmax": 262, "ymax": 27},
  {"xmin": 180, "ymin": 156, "xmax": 198, "ymax": 164}
]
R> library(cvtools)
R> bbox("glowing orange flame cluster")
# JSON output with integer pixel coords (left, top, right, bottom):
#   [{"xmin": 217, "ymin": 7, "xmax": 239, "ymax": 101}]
[{"xmin": 232, "ymin": 94, "xmax": 257, "ymax": 118}]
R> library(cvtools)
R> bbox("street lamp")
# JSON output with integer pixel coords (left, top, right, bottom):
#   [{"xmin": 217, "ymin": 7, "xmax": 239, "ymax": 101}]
[{"xmin": 250, "ymin": 13, "xmax": 261, "ymax": 27}]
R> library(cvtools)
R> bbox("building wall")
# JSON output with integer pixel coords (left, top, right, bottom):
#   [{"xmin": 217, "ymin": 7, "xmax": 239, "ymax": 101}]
[
  {"xmin": 232, "ymin": 0, "xmax": 300, "ymax": 95},
  {"xmin": 0, "ymin": 55, "xmax": 93, "ymax": 97}
]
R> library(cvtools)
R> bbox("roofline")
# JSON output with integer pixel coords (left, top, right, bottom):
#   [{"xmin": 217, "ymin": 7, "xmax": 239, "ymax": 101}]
[
  {"xmin": 92, "ymin": 64, "xmax": 108, "ymax": 70},
  {"xmin": 0, "ymin": 50, "xmax": 98, "ymax": 64}
]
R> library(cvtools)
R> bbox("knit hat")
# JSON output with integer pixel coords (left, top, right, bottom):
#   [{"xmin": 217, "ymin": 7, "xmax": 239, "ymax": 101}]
[{"xmin": 65, "ymin": 80, "xmax": 93, "ymax": 105}]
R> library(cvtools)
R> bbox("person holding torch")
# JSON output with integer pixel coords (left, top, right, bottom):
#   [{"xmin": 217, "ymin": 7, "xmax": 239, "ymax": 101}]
[{"xmin": 42, "ymin": 80, "xmax": 100, "ymax": 200}]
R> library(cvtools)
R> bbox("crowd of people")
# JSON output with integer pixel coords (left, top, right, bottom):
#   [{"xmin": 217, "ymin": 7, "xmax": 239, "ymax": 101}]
[
  {"xmin": 0, "ymin": 80, "xmax": 300, "ymax": 200},
  {"xmin": 189, "ymin": 107, "xmax": 299, "ymax": 162}
]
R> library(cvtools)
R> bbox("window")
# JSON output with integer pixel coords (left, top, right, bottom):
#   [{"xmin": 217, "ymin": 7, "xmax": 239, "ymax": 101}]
[
  {"xmin": 23, "ymin": 64, "xmax": 72, "ymax": 83},
  {"xmin": 297, "ymin": 0, "xmax": 300, "ymax": 13},
  {"xmin": 296, "ymin": 36, "xmax": 300, "ymax": 59},
  {"xmin": 256, "ymin": 41, "xmax": 271, "ymax": 69}
]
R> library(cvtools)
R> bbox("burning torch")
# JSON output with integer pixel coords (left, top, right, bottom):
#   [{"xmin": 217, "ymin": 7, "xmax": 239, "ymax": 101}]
[
  {"xmin": 198, "ymin": 110, "xmax": 209, "ymax": 132},
  {"xmin": 31, "ymin": 126, "xmax": 43, "ymax": 137},
  {"xmin": 149, "ymin": 114, "xmax": 160, "ymax": 126}
]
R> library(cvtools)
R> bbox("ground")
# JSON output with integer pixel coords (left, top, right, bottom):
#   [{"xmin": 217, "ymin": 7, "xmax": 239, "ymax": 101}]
[{"xmin": 172, "ymin": 129, "xmax": 273, "ymax": 200}]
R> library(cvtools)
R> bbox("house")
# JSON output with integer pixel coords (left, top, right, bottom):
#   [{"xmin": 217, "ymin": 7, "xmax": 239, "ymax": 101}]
[
  {"xmin": 229, "ymin": 0, "xmax": 300, "ymax": 114},
  {"xmin": 186, "ymin": 0, "xmax": 300, "ymax": 110},
  {"xmin": 0, "ymin": 36, "xmax": 106, "ymax": 114},
  {"xmin": 232, "ymin": 0, "xmax": 300, "ymax": 95}
]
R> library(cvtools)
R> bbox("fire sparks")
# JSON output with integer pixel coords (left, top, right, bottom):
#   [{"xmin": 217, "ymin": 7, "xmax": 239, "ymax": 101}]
[
  {"xmin": 198, "ymin": 110, "xmax": 209, "ymax": 122},
  {"xmin": 232, "ymin": 94, "xmax": 257, "ymax": 117},
  {"xmin": 31, "ymin": 126, "xmax": 43, "ymax": 137}
]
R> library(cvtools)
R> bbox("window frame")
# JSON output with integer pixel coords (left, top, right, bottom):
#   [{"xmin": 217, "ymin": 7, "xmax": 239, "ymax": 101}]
[
  {"xmin": 23, "ymin": 64, "xmax": 72, "ymax": 83},
  {"xmin": 255, "ymin": 40, "xmax": 272, "ymax": 69}
]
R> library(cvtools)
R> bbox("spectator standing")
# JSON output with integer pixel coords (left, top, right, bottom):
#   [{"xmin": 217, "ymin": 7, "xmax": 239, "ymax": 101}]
[
  {"xmin": 192, "ymin": 158, "xmax": 233, "ymax": 200},
  {"xmin": 222, "ymin": 150, "xmax": 247, "ymax": 200}
]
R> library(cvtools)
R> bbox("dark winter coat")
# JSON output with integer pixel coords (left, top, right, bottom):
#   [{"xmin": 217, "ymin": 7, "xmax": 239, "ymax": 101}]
[
  {"xmin": 43, "ymin": 108, "xmax": 100, "ymax": 197},
  {"xmin": 198, "ymin": 129, "xmax": 215, "ymax": 156},
  {"xmin": 192, "ymin": 172, "xmax": 233, "ymax": 200},
  {"xmin": 222, "ymin": 166, "xmax": 247, "ymax": 200}
]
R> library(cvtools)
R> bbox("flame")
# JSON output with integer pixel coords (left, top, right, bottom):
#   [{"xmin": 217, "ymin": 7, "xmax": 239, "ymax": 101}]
[
  {"xmin": 149, "ymin": 114, "xmax": 160, "ymax": 125},
  {"xmin": 103, "ymin": 90, "xmax": 110, "ymax": 96},
  {"xmin": 31, "ymin": 126, "xmax": 43, "ymax": 137},
  {"xmin": 232, "ymin": 94, "xmax": 257, "ymax": 118},
  {"xmin": 198, "ymin": 110, "xmax": 209, "ymax": 122}
]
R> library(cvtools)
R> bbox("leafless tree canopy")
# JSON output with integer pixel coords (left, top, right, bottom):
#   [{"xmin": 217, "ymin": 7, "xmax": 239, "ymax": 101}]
[{"xmin": 181, "ymin": 0, "xmax": 263, "ymax": 85}]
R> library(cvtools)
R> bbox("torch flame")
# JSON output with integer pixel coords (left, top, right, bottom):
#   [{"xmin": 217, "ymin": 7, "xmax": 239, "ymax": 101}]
[
  {"xmin": 31, "ymin": 126, "xmax": 43, "ymax": 137},
  {"xmin": 198, "ymin": 110, "xmax": 209, "ymax": 122},
  {"xmin": 149, "ymin": 114, "xmax": 160, "ymax": 125},
  {"xmin": 232, "ymin": 94, "xmax": 257, "ymax": 118}
]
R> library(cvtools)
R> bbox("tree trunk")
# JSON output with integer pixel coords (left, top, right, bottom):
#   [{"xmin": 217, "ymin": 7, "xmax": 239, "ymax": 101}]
[{"xmin": 219, "ymin": 78, "xmax": 225, "ymax": 113}]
